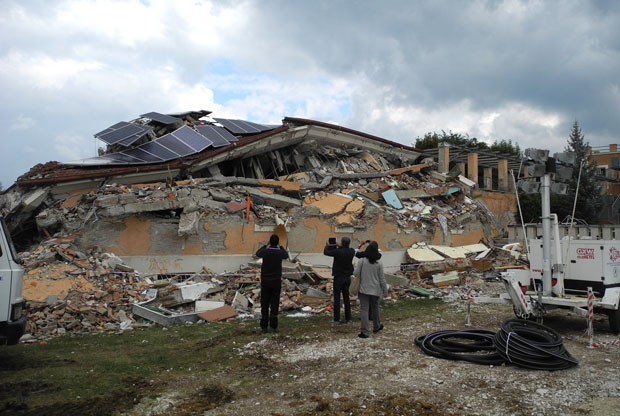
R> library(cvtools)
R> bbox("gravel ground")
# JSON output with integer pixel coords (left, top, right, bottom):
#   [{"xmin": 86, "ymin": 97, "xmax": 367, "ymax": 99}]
[{"xmin": 133, "ymin": 280, "xmax": 620, "ymax": 416}]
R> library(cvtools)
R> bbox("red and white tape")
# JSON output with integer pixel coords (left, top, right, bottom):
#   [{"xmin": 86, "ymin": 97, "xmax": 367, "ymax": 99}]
[{"xmin": 591, "ymin": 339, "xmax": 620, "ymax": 348}]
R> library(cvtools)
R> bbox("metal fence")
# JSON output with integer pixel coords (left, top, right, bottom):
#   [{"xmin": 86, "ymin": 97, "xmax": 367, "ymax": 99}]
[{"xmin": 507, "ymin": 223, "xmax": 620, "ymax": 242}]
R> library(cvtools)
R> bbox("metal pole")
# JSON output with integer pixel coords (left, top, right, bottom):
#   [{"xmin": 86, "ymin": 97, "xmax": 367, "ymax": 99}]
[
  {"xmin": 541, "ymin": 174, "xmax": 553, "ymax": 296},
  {"xmin": 587, "ymin": 286, "xmax": 594, "ymax": 347},
  {"xmin": 465, "ymin": 276, "xmax": 472, "ymax": 326}
]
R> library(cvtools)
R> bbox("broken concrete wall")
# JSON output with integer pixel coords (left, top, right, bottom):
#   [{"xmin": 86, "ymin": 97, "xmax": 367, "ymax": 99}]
[
  {"xmin": 476, "ymin": 191, "xmax": 517, "ymax": 232},
  {"xmin": 76, "ymin": 209, "xmax": 493, "ymax": 257}
]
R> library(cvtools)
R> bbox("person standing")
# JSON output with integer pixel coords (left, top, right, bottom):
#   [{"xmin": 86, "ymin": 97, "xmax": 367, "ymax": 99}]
[
  {"xmin": 256, "ymin": 234, "xmax": 289, "ymax": 333},
  {"xmin": 323, "ymin": 237, "xmax": 356, "ymax": 325},
  {"xmin": 353, "ymin": 241, "xmax": 388, "ymax": 338},
  {"xmin": 355, "ymin": 240, "xmax": 382, "ymax": 322}
]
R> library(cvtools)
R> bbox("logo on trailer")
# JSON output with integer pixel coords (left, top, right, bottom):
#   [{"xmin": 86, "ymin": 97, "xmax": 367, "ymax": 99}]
[
  {"xmin": 576, "ymin": 248, "xmax": 595, "ymax": 260},
  {"xmin": 610, "ymin": 247, "xmax": 620, "ymax": 262}
]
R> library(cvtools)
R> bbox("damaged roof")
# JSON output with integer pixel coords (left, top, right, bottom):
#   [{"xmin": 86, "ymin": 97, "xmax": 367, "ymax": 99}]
[{"xmin": 16, "ymin": 112, "xmax": 422, "ymax": 188}]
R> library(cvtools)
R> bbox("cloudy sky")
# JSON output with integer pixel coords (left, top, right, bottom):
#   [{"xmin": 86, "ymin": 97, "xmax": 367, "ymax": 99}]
[{"xmin": 1, "ymin": 0, "xmax": 619, "ymax": 188}]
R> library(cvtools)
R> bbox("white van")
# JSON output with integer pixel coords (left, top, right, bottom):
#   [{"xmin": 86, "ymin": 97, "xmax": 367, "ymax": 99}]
[{"xmin": 0, "ymin": 215, "xmax": 25, "ymax": 345}]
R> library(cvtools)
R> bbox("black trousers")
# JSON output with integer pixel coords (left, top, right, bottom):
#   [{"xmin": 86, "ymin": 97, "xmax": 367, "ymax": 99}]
[
  {"xmin": 260, "ymin": 279, "xmax": 281, "ymax": 330},
  {"xmin": 333, "ymin": 276, "xmax": 351, "ymax": 322}
]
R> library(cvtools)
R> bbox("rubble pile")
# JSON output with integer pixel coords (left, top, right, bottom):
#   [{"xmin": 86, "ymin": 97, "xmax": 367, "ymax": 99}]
[
  {"xmin": 2, "ymin": 156, "xmax": 497, "ymax": 246},
  {"xmin": 19, "ymin": 236, "xmax": 150, "ymax": 341},
  {"xmin": 17, "ymin": 228, "xmax": 527, "ymax": 341}
]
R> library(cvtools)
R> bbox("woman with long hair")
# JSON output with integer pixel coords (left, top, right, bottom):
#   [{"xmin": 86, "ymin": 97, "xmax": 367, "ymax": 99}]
[{"xmin": 352, "ymin": 241, "xmax": 388, "ymax": 338}]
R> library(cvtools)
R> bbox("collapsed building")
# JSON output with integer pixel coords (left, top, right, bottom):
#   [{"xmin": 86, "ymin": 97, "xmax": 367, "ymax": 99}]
[
  {"xmin": 2, "ymin": 110, "xmax": 517, "ymax": 255},
  {"xmin": 0, "ymin": 110, "xmax": 521, "ymax": 339}
]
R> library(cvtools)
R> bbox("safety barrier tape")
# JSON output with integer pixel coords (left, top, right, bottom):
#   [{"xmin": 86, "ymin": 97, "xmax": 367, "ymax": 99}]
[{"xmin": 591, "ymin": 339, "xmax": 620, "ymax": 348}]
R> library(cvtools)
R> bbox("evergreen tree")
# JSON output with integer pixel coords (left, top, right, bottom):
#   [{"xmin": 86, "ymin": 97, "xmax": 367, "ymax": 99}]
[{"xmin": 563, "ymin": 121, "xmax": 602, "ymax": 223}]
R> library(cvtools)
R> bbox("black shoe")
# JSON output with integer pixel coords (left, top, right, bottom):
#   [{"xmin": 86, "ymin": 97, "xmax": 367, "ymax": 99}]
[
  {"xmin": 269, "ymin": 328, "xmax": 280, "ymax": 333},
  {"xmin": 261, "ymin": 327, "xmax": 268, "ymax": 334},
  {"xmin": 344, "ymin": 320, "xmax": 352, "ymax": 324},
  {"xmin": 373, "ymin": 324, "xmax": 384, "ymax": 334},
  {"xmin": 329, "ymin": 320, "xmax": 341, "ymax": 326},
  {"xmin": 358, "ymin": 333, "xmax": 369, "ymax": 338}
]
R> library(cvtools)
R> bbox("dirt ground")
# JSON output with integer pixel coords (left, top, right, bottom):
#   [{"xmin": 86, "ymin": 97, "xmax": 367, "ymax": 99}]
[{"xmin": 127, "ymin": 281, "xmax": 620, "ymax": 416}]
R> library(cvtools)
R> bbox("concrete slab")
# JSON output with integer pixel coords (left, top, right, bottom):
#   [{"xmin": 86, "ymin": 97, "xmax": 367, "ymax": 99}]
[
  {"xmin": 22, "ymin": 187, "xmax": 50, "ymax": 212},
  {"xmin": 245, "ymin": 187, "xmax": 302, "ymax": 208},
  {"xmin": 195, "ymin": 300, "xmax": 226, "ymax": 312},
  {"xmin": 432, "ymin": 271, "xmax": 460, "ymax": 287},
  {"xmin": 407, "ymin": 244, "xmax": 445, "ymax": 262},
  {"xmin": 429, "ymin": 243, "xmax": 488, "ymax": 259},
  {"xmin": 304, "ymin": 193, "xmax": 352, "ymax": 215},
  {"xmin": 389, "ymin": 163, "xmax": 429, "ymax": 176},
  {"xmin": 198, "ymin": 305, "xmax": 237, "ymax": 322}
]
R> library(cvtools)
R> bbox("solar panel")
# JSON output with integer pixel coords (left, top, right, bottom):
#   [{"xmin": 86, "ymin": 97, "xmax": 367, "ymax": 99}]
[
  {"xmin": 101, "ymin": 152, "xmax": 145, "ymax": 164},
  {"xmin": 115, "ymin": 125, "xmax": 152, "ymax": 147},
  {"xmin": 156, "ymin": 134, "xmax": 195, "ymax": 156},
  {"xmin": 121, "ymin": 147, "xmax": 164, "ymax": 163},
  {"xmin": 196, "ymin": 125, "xmax": 237, "ymax": 146},
  {"xmin": 244, "ymin": 120, "xmax": 278, "ymax": 132},
  {"xmin": 140, "ymin": 111, "xmax": 182, "ymax": 125},
  {"xmin": 95, "ymin": 121, "xmax": 126, "ymax": 138},
  {"xmin": 213, "ymin": 118, "xmax": 274, "ymax": 135},
  {"xmin": 213, "ymin": 118, "xmax": 259, "ymax": 134},
  {"xmin": 171, "ymin": 125, "xmax": 212, "ymax": 152},
  {"xmin": 96, "ymin": 122, "xmax": 144, "ymax": 145},
  {"xmin": 139, "ymin": 141, "xmax": 180, "ymax": 160}
]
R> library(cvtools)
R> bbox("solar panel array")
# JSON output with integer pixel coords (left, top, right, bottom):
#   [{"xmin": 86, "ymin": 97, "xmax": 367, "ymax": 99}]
[
  {"xmin": 84, "ymin": 114, "xmax": 278, "ymax": 166},
  {"xmin": 92, "ymin": 125, "xmax": 227, "ymax": 164},
  {"xmin": 214, "ymin": 118, "xmax": 275, "ymax": 135},
  {"xmin": 95, "ymin": 121, "xmax": 152, "ymax": 147}
]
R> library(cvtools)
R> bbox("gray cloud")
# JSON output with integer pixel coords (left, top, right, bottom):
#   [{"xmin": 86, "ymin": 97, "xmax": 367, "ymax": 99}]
[{"xmin": 1, "ymin": 0, "xmax": 619, "ymax": 187}]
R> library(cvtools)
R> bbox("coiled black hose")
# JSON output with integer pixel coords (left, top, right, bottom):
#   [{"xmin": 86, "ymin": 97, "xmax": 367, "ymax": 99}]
[
  {"xmin": 414, "ymin": 329, "xmax": 506, "ymax": 365},
  {"xmin": 416, "ymin": 319, "xmax": 578, "ymax": 371},
  {"xmin": 493, "ymin": 319, "xmax": 578, "ymax": 371}
]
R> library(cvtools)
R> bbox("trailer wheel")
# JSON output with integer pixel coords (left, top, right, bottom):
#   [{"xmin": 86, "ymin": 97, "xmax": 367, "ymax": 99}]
[{"xmin": 610, "ymin": 308, "xmax": 620, "ymax": 335}]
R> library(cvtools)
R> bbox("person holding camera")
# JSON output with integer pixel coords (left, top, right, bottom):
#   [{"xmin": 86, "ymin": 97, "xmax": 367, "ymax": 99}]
[
  {"xmin": 353, "ymin": 241, "xmax": 388, "ymax": 338},
  {"xmin": 256, "ymin": 234, "xmax": 289, "ymax": 333},
  {"xmin": 324, "ymin": 236, "xmax": 356, "ymax": 325}
]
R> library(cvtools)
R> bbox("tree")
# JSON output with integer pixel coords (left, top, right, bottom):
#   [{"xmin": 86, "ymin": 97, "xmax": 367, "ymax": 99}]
[
  {"xmin": 414, "ymin": 131, "xmax": 488, "ymax": 150},
  {"xmin": 563, "ymin": 121, "xmax": 602, "ymax": 223},
  {"xmin": 489, "ymin": 139, "xmax": 521, "ymax": 157},
  {"xmin": 517, "ymin": 192, "xmax": 572, "ymax": 225},
  {"xmin": 414, "ymin": 131, "xmax": 522, "ymax": 157}
]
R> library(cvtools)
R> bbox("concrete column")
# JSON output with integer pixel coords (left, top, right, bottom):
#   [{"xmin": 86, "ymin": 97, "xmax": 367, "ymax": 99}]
[
  {"xmin": 457, "ymin": 162, "xmax": 465, "ymax": 176},
  {"xmin": 438, "ymin": 143, "xmax": 450, "ymax": 174},
  {"xmin": 483, "ymin": 167, "xmax": 493, "ymax": 190},
  {"xmin": 498, "ymin": 159, "xmax": 508, "ymax": 191},
  {"xmin": 467, "ymin": 153, "xmax": 478, "ymax": 185}
]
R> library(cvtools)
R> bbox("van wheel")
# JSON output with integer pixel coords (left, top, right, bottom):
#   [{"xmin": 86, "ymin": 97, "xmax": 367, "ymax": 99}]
[{"xmin": 610, "ymin": 308, "xmax": 620, "ymax": 335}]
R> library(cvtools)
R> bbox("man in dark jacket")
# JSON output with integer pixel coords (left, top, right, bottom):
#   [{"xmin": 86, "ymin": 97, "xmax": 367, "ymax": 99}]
[
  {"xmin": 256, "ymin": 234, "xmax": 289, "ymax": 333},
  {"xmin": 324, "ymin": 236, "xmax": 355, "ymax": 324}
]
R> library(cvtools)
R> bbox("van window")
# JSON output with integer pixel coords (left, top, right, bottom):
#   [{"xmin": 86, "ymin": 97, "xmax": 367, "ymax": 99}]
[{"xmin": 0, "ymin": 217, "xmax": 18, "ymax": 263}]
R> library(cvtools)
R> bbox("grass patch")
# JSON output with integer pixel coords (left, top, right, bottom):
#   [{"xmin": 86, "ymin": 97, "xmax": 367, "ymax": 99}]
[{"xmin": 0, "ymin": 298, "xmax": 445, "ymax": 415}]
